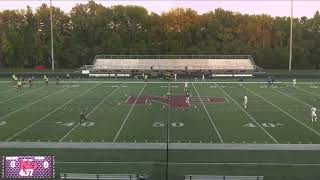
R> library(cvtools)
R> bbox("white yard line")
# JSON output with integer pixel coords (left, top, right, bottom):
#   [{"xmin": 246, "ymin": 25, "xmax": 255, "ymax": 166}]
[
  {"xmin": 192, "ymin": 83, "xmax": 224, "ymax": 143},
  {"xmin": 125, "ymin": 96, "xmax": 131, "ymax": 103},
  {"xmin": 272, "ymin": 88, "xmax": 312, "ymax": 107},
  {"xmin": 59, "ymin": 84, "xmax": 122, "ymax": 142},
  {"xmin": 0, "ymin": 87, "xmax": 15, "ymax": 94},
  {"xmin": 6, "ymin": 85, "xmax": 99, "ymax": 141},
  {"xmin": 216, "ymin": 83, "xmax": 279, "ymax": 144},
  {"xmin": 294, "ymin": 86, "xmax": 320, "ymax": 97},
  {"xmin": 0, "ymin": 88, "xmax": 67, "ymax": 121},
  {"xmin": 0, "ymin": 82, "xmax": 12, "ymax": 87},
  {"xmin": 242, "ymin": 85, "xmax": 320, "ymax": 137},
  {"xmin": 112, "ymin": 83, "xmax": 147, "ymax": 143},
  {"xmin": 0, "ymin": 87, "xmax": 44, "ymax": 104}
]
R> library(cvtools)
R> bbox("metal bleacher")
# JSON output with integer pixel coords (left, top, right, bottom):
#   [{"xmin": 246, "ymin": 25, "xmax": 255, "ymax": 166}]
[
  {"xmin": 90, "ymin": 55, "xmax": 256, "ymax": 74},
  {"xmin": 184, "ymin": 175, "xmax": 264, "ymax": 180}
]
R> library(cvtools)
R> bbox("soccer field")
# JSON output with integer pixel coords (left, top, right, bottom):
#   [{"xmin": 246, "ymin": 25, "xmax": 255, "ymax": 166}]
[{"xmin": 1, "ymin": 79, "xmax": 320, "ymax": 179}]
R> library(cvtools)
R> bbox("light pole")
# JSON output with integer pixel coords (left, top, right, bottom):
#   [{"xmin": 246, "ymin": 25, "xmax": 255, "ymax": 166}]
[
  {"xmin": 289, "ymin": 0, "xmax": 293, "ymax": 71},
  {"xmin": 50, "ymin": 0, "xmax": 55, "ymax": 71}
]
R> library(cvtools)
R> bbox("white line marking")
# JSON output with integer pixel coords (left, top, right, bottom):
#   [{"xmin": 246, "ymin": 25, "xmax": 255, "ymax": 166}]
[
  {"xmin": 113, "ymin": 83, "xmax": 147, "ymax": 143},
  {"xmin": 59, "ymin": 84, "xmax": 122, "ymax": 142},
  {"xmin": 7, "ymin": 85, "xmax": 99, "ymax": 141},
  {"xmin": 0, "ymin": 88, "xmax": 67, "ymax": 121},
  {"xmin": 216, "ymin": 83, "xmax": 279, "ymax": 144},
  {"xmin": 0, "ymin": 87, "xmax": 44, "ymax": 104},
  {"xmin": 0, "ymin": 80, "xmax": 288, "ymax": 84},
  {"xmin": 272, "ymin": 88, "xmax": 312, "ymax": 107},
  {"xmin": 192, "ymin": 83, "xmax": 223, "ymax": 143},
  {"xmin": 0, "ymin": 82, "xmax": 12, "ymax": 87},
  {"xmin": 125, "ymin": 96, "xmax": 131, "ymax": 103},
  {"xmin": 294, "ymin": 86, "xmax": 320, "ymax": 98},
  {"xmin": 55, "ymin": 161, "xmax": 320, "ymax": 166},
  {"xmin": 0, "ymin": 87, "xmax": 15, "ymax": 94},
  {"xmin": 242, "ymin": 85, "xmax": 320, "ymax": 137}
]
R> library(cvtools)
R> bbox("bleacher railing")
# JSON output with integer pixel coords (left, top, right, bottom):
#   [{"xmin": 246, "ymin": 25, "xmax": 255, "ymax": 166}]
[{"xmin": 95, "ymin": 55, "xmax": 252, "ymax": 59}]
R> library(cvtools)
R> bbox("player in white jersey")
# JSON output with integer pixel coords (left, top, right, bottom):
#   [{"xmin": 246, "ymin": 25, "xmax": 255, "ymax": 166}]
[
  {"xmin": 293, "ymin": 79, "xmax": 296, "ymax": 87},
  {"xmin": 311, "ymin": 107, "xmax": 317, "ymax": 122},
  {"xmin": 185, "ymin": 90, "xmax": 190, "ymax": 106},
  {"xmin": 184, "ymin": 82, "xmax": 188, "ymax": 91},
  {"xmin": 244, "ymin": 95, "xmax": 248, "ymax": 109}
]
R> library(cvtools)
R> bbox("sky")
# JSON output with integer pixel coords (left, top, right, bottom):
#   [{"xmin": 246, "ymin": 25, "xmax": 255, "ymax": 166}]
[{"xmin": 0, "ymin": 1, "xmax": 319, "ymax": 18}]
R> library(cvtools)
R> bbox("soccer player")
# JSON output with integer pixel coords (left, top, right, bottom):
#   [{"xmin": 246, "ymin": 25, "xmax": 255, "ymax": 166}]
[
  {"xmin": 311, "ymin": 107, "xmax": 317, "ymax": 122},
  {"xmin": 267, "ymin": 76, "xmax": 272, "ymax": 87},
  {"xmin": 185, "ymin": 90, "xmax": 190, "ymax": 106},
  {"xmin": 184, "ymin": 82, "xmax": 188, "ymax": 90},
  {"xmin": 45, "ymin": 77, "xmax": 49, "ymax": 87},
  {"xmin": 28, "ymin": 77, "xmax": 32, "ymax": 87},
  {"xmin": 244, "ymin": 95, "xmax": 248, "ymax": 109},
  {"xmin": 56, "ymin": 76, "xmax": 59, "ymax": 85},
  {"xmin": 293, "ymin": 79, "xmax": 296, "ymax": 87},
  {"xmin": 80, "ymin": 109, "xmax": 87, "ymax": 123},
  {"xmin": 17, "ymin": 80, "xmax": 22, "ymax": 90},
  {"xmin": 144, "ymin": 74, "xmax": 148, "ymax": 82}
]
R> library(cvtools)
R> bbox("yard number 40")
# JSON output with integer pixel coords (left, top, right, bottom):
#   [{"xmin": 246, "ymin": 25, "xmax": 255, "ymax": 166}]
[{"xmin": 243, "ymin": 122, "xmax": 284, "ymax": 128}]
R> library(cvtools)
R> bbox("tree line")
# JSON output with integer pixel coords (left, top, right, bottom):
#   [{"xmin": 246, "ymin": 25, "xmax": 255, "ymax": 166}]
[{"xmin": 0, "ymin": 1, "xmax": 320, "ymax": 69}]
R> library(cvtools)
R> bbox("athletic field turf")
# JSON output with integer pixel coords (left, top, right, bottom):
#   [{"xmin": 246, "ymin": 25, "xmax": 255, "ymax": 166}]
[{"xmin": 1, "ymin": 79, "xmax": 320, "ymax": 179}]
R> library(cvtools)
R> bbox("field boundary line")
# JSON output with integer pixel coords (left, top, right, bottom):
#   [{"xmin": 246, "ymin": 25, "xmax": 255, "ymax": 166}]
[
  {"xmin": 59, "ymin": 84, "xmax": 122, "ymax": 142},
  {"xmin": 0, "ymin": 88, "xmax": 67, "ymax": 121},
  {"xmin": 0, "ymin": 87, "xmax": 44, "ymax": 104},
  {"xmin": 56, "ymin": 161, "xmax": 320, "ymax": 166},
  {"xmin": 6, "ymin": 85, "xmax": 99, "ymax": 141},
  {"xmin": 112, "ymin": 83, "xmax": 147, "ymax": 143},
  {"xmin": 272, "ymin": 88, "xmax": 312, "ymax": 107},
  {"xmin": 3, "ymin": 142, "xmax": 320, "ymax": 150},
  {"xmin": 216, "ymin": 83, "xmax": 279, "ymax": 144},
  {"xmin": 242, "ymin": 85, "xmax": 320, "ymax": 137},
  {"xmin": 192, "ymin": 83, "xmax": 224, "ymax": 143},
  {"xmin": 2, "ymin": 80, "xmax": 320, "ymax": 84}
]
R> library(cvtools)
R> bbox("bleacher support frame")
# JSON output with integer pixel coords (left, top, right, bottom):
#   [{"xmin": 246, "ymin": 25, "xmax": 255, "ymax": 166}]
[{"xmin": 184, "ymin": 175, "xmax": 264, "ymax": 180}]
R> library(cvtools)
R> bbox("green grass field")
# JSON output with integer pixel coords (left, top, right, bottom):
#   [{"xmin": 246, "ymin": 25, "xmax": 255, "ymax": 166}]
[{"xmin": 1, "ymin": 79, "xmax": 320, "ymax": 179}]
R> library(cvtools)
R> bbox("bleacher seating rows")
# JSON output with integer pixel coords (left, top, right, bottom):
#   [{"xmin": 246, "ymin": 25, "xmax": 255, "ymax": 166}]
[{"xmin": 92, "ymin": 58, "xmax": 254, "ymax": 71}]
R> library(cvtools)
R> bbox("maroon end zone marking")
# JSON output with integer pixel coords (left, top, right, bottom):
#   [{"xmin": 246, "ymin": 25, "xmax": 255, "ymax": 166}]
[
  {"xmin": 168, "ymin": 95, "xmax": 189, "ymax": 107},
  {"xmin": 127, "ymin": 95, "xmax": 225, "ymax": 107},
  {"xmin": 208, "ymin": 97, "xmax": 225, "ymax": 103}
]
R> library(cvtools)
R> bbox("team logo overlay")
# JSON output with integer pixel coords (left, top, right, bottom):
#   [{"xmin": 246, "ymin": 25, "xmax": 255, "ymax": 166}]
[{"xmin": 2, "ymin": 156, "xmax": 54, "ymax": 178}]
